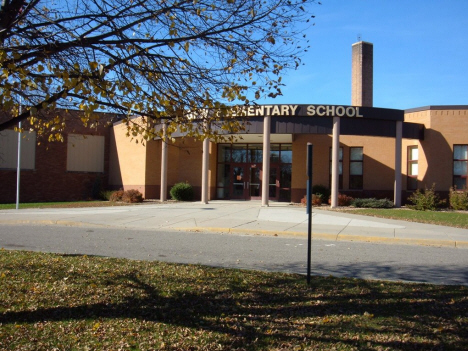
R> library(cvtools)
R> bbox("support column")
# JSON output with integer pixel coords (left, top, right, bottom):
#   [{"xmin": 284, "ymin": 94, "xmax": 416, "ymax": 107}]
[
  {"xmin": 160, "ymin": 122, "xmax": 168, "ymax": 202},
  {"xmin": 262, "ymin": 115, "xmax": 271, "ymax": 207},
  {"xmin": 201, "ymin": 136, "xmax": 210, "ymax": 204},
  {"xmin": 394, "ymin": 121, "xmax": 403, "ymax": 207},
  {"xmin": 331, "ymin": 117, "xmax": 340, "ymax": 208}
]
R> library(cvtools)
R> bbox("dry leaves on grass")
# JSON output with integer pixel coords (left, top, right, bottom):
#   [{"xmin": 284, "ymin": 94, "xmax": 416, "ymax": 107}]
[{"xmin": 1, "ymin": 250, "xmax": 467, "ymax": 350}]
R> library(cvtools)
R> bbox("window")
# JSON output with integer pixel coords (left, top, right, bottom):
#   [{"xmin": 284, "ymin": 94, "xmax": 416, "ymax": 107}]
[
  {"xmin": 67, "ymin": 134, "xmax": 105, "ymax": 172},
  {"xmin": 349, "ymin": 147, "xmax": 363, "ymax": 189},
  {"xmin": 453, "ymin": 145, "xmax": 468, "ymax": 189},
  {"xmin": 329, "ymin": 147, "xmax": 343, "ymax": 189},
  {"xmin": 0, "ymin": 130, "xmax": 36, "ymax": 170},
  {"xmin": 407, "ymin": 146, "xmax": 419, "ymax": 190}
]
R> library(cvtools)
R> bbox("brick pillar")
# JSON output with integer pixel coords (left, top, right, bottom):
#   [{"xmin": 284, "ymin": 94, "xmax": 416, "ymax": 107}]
[{"xmin": 352, "ymin": 41, "xmax": 373, "ymax": 107}]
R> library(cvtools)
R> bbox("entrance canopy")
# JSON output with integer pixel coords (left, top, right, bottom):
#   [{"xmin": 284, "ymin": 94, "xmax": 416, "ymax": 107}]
[{"xmin": 230, "ymin": 104, "xmax": 423, "ymax": 140}]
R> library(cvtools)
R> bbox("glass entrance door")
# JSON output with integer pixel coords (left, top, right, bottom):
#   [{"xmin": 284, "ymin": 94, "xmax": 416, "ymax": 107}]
[
  {"xmin": 217, "ymin": 144, "xmax": 292, "ymax": 201},
  {"xmin": 230, "ymin": 164, "xmax": 262, "ymax": 200},
  {"xmin": 231, "ymin": 165, "xmax": 248, "ymax": 199},
  {"xmin": 249, "ymin": 165, "xmax": 261, "ymax": 199}
]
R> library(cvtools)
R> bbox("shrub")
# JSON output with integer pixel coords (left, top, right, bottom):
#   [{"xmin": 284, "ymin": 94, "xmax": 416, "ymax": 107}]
[
  {"xmin": 352, "ymin": 198, "xmax": 394, "ymax": 208},
  {"xmin": 449, "ymin": 187, "xmax": 468, "ymax": 210},
  {"xmin": 100, "ymin": 190, "xmax": 114, "ymax": 201},
  {"xmin": 407, "ymin": 184, "xmax": 442, "ymax": 211},
  {"xmin": 122, "ymin": 189, "xmax": 144, "ymax": 203},
  {"xmin": 312, "ymin": 184, "xmax": 330, "ymax": 204},
  {"xmin": 301, "ymin": 194, "xmax": 323, "ymax": 207},
  {"xmin": 337, "ymin": 194, "xmax": 354, "ymax": 206},
  {"xmin": 109, "ymin": 189, "xmax": 124, "ymax": 202},
  {"xmin": 328, "ymin": 193, "xmax": 354, "ymax": 206},
  {"xmin": 109, "ymin": 189, "xmax": 144, "ymax": 203},
  {"xmin": 312, "ymin": 194, "xmax": 322, "ymax": 206},
  {"xmin": 170, "ymin": 182, "xmax": 194, "ymax": 201}
]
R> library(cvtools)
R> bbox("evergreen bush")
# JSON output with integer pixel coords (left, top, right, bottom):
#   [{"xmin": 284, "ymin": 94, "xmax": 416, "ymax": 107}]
[
  {"xmin": 352, "ymin": 198, "xmax": 394, "ymax": 208},
  {"xmin": 170, "ymin": 182, "xmax": 194, "ymax": 201}
]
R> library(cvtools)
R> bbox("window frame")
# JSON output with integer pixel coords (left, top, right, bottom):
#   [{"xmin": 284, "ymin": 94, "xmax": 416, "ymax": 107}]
[
  {"xmin": 453, "ymin": 144, "xmax": 468, "ymax": 189},
  {"xmin": 349, "ymin": 147, "xmax": 363, "ymax": 190},
  {"xmin": 407, "ymin": 145, "xmax": 419, "ymax": 190}
]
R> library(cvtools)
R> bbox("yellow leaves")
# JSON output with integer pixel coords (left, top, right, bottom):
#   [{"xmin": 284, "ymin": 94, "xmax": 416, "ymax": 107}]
[
  {"xmin": 89, "ymin": 61, "xmax": 98, "ymax": 70},
  {"xmin": 48, "ymin": 133, "xmax": 64, "ymax": 142},
  {"xmin": 184, "ymin": 41, "xmax": 190, "ymax": 53},
  {"xmin": 266, "ymin": 36, "xmax": 276, "ymax": 45}
]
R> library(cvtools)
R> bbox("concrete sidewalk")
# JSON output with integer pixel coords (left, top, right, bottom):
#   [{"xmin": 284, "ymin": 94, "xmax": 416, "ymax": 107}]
[{"xmin": 0, "ymin": 200, "xmax": 467, "ymax": 248}]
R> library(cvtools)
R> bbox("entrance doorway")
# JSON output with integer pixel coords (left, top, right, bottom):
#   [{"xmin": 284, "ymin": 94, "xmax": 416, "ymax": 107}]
[{"xmin": 216, "ymin": 144, "xmax": 292, "ymax": 201}]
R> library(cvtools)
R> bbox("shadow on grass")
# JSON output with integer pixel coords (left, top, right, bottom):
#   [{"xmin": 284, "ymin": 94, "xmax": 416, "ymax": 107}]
[{"xmin": 1, "ymin": 266, "xmax": 468, "ymax": 350}]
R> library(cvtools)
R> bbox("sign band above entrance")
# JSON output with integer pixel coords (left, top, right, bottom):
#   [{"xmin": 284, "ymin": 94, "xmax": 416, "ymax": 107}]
[{"xmin": 230, "ymin": 104, "xmax": 404, "ymax": 121}]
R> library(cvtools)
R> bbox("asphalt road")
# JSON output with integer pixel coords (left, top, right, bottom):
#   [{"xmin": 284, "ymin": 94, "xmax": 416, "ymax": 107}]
[{"xmin": 1, "ymin": 224, "xmax": 467, "ymax": 286}]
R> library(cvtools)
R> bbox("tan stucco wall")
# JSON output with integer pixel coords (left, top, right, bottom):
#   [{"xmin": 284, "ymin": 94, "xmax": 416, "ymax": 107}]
[
  {"xmin": 291, "ymin": 133, "xmax": 398, "ymax": 202},
  {"xmin": 427, "ymin": 109, "xmax": 468, "ymax": 191},
  {"xmin": 108, "ymin": 118, "xmax": 149, "ymax": 196},
  {"xmin": 144, "ymin": 137, "xmax": 210, "ymax": 200},
  {"xmin": 404, "ymin": 108, "xmax": 468, "ymax": 192}
]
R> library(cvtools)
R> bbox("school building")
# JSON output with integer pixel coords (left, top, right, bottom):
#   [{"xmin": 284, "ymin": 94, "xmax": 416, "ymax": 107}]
[{"xmin": 1, "ymin": 42, "xmax": 467, "ymax": 205}]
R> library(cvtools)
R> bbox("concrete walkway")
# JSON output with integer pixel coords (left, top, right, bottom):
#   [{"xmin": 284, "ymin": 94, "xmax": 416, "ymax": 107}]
[{"xmin": 0, "ymin": 200, "xmax": 467, "ymax": 248}]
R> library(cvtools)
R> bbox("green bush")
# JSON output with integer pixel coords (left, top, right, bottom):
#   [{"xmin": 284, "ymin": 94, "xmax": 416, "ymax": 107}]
[
  {"xmin": 312, "ymin": 184, "xmax": 330, "ymax": 203},
  {"xmin": 407, "ymin": 184, "xmax": 442, "ymax": 211},
  {"xmin": 100, "ymin": 190, "xmax": 114, "ymax": 201},
  {"xmin": 170, "ymin": 182, "xmax": 194, "ymax": 201},
  {"xmin": 352, "ymin": 198, "xmax": 394, "ymax": 208},
  {"xmin": 449, "ymin": 187, "xmax": 468, "ymax": 210}
]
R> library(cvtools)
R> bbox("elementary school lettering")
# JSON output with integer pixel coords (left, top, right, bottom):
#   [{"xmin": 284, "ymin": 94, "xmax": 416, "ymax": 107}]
[{"xmin": 233, "ymin": 104, "xmax": 364, "ymax": 118}]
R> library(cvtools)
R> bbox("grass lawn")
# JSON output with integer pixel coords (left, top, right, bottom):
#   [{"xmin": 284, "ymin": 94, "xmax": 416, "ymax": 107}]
[
  {"xmin": 340, "ymin": 208, "xmax": 468, "ymax": 229},
  {"xmin": 1, "ymin": 250, "xmax": 467, "ymax": 350}
]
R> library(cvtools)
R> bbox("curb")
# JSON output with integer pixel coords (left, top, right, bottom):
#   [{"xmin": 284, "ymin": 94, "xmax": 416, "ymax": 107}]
[
  {"xmin": 175, "ymin": 227, "xmax": 468, "ymax": 249},
  {"xmin": 0, "ymin": 220, "xmax": 108, "ymax": 228},
  {"xmin": 1, "ymin": 220, "xmax": 467, "ymax": 249}
]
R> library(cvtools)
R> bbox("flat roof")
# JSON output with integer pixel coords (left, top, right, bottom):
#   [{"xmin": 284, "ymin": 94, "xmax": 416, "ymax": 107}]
[{"xmin": 405, "ymin": 105, "xmax": 468, "ymax": 113}]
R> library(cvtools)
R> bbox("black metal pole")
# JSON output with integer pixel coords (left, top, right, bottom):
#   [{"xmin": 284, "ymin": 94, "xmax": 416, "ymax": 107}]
[{"xmin": 306, "ymin": 143, "xmax": 313, "ymax": 285}]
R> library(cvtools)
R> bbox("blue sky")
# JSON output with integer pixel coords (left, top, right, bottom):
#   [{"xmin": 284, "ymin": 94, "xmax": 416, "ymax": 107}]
[{"xmin": 261, "ymin": 0, "xmax": 468, "ymax": 110}]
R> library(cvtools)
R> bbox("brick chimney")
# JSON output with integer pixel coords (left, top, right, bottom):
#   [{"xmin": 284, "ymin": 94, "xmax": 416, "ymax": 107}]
[{"xmin": 352, "ymin": 41, "xmax": 373, "ymax": 107}]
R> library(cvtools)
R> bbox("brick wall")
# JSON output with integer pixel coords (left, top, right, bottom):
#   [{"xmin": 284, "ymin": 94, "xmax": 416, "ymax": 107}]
[{"xmin": 0, "ymin": 110, "xmax": 115, "ymax": 203}]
